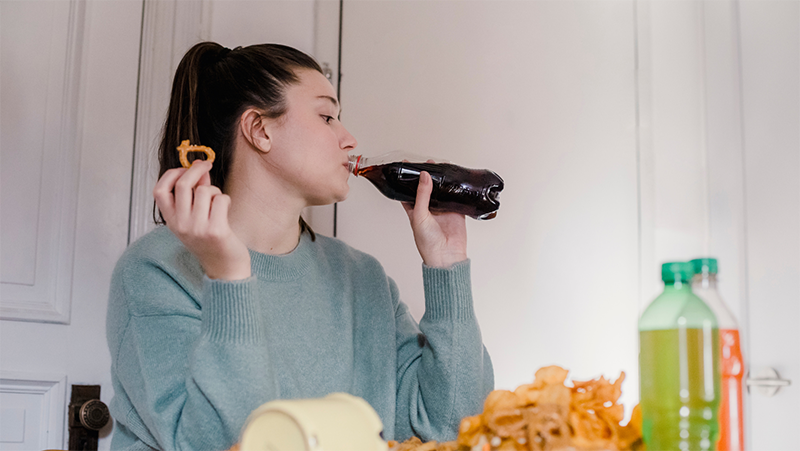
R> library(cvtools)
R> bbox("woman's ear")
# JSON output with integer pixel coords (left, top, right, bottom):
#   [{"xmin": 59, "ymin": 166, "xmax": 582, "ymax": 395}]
[{"xmin": 240, "ymin": 108, "xmax": 271, "ymax": 154}]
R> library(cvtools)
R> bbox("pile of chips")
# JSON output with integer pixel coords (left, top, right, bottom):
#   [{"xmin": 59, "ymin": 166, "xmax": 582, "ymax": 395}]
[{"xmin": 389, "ymin": 365, "xmax": 642, "ymax": 451}]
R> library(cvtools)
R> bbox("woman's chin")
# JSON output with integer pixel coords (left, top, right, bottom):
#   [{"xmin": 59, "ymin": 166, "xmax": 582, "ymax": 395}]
[
  {"xmin": 333, "ymin": 186, "xmax": 350, "ymax": 203},
  {"xmin": 308, "ymin": 189, "xmax": 348, "ymax": 207}
]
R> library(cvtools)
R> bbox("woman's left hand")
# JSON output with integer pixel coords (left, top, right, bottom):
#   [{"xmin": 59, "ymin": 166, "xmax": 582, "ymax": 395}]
[{"xmin": 402, "ymin": 171, "xmax": 468, "ymax": 268}]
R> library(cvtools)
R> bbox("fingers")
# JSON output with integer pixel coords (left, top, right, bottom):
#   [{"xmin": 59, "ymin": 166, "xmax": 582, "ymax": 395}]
[
  {"xmin": 174, "ymin": 160, "xmax": 213, "ymax": 219},
  {"xmin": 192, "ymin": 185, "xmax": 222, "ymax": 223},
  {"xmin": 153, "ymin": 167, "xmax": 187, "ymax": 220},
  {"xmin": 199, "ymin": 170, "xmax": 211, "ymax": 187},
  {"xmin": 153, "ymin": 160, "xmax": 214, "ymax": 226},
  {"xmin": 208, "ymin": 193, "xmax": 232, "ymax": 232}
]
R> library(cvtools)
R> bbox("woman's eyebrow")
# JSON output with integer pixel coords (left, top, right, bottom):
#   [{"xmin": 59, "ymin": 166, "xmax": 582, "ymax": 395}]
[
  {"xmin": 317, "ymin": 95, "xmax": 342, "ymax": 117},
  {"xmin": 317, "ymin": 95, "xmax": 339, "ymax": 109}
]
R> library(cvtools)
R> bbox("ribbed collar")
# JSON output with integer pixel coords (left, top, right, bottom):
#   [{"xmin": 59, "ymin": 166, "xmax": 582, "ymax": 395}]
[{"xmin": 248, "ymin": 231, "xmax": 315, "ymax": 281}]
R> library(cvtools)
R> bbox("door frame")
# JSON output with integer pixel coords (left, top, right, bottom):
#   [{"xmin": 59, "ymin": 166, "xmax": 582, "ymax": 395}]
[{"xmin": 128, "ymin": 0, "xmax": 209, "ymax": 245}]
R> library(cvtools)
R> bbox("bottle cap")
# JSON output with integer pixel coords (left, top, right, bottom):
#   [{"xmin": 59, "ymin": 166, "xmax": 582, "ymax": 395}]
[
  {"xmin": 661, "ymin": 261, "xmax": 695, "ymax": 283},
  {"xmin": 690, "ymin": 257, "xmax": 718, "ymax": 275}
]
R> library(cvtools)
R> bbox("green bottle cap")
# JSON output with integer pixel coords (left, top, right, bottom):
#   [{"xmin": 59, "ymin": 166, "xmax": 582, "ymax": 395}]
[
  {"xmin": 690, "ymin": 257, "xmax": 718, "ymax": 275},
  {"xmin": 661, "ymin": 261, "xmax": 695, "ymax": 283}
]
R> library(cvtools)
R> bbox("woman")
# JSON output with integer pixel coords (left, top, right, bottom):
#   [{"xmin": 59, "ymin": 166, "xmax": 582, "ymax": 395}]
[{"xmin": 106, "ymin": 41, "xmax": 493, "ymax": 451}]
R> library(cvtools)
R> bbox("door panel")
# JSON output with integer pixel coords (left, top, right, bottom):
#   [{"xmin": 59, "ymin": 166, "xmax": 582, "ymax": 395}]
[
  {"xmin": 0, "ymin": 1, "xmax": 143, "ymax": 449},
  {"xmin": 1, "ymin": 0, "xmax": 83, "ymax": 323}
]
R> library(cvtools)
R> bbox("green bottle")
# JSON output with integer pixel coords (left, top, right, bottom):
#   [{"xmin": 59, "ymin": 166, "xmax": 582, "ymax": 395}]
[{"xmin": 639, "ymin": 262, "xmax": 721, "ymax": 451}]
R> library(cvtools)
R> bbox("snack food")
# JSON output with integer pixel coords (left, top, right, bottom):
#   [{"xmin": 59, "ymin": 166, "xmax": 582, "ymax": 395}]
[
  {"xmin": 390, "ymin": 366, "xmax": 642, "ymax": 451},
  {"xmin": 177, "ymin": 139, "xmax": 215, "ymax": 168}
]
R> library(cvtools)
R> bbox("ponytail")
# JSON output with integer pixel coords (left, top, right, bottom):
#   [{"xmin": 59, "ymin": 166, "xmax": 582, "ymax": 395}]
[
  {"xmin": 153, "ymin": 41, "xmax": 323, "ymax": 241},
  {"xmin": 158, "ymin": 42, "xmax": 224, "ymax": 180}
]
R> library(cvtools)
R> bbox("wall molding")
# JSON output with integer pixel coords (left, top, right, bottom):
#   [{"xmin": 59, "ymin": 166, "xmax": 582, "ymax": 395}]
[
  {"xmin": 1, "ymin": 0, "xmax": 86, "ymax": 324},
  {"xmin": 303, "ymin": 0, "xmax": 344, "ymax": 237},
  {"xmin": 0, "ymin": 372, "xmax": 67, "ymax": 450}
]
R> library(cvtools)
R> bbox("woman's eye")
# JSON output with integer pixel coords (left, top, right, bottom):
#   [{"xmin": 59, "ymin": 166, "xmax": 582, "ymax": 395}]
[{"xmin": 322, "ymin": 115, "xmax": 334, "ymax": 124}]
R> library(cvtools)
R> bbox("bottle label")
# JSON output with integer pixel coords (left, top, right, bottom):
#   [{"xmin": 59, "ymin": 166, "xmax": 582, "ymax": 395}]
[
  {"xmin": 718, "ymin": 328, "xmax": 745, "ymax": 451},
  {"xmin": 639, "ymin": 328, "xmax": 720, "ymax": 451}
]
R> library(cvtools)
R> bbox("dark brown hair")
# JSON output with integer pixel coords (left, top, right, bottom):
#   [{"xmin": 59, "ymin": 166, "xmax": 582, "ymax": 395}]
[{"xmin": 154, "ymin": 41, "xmax": 322, "ymax": 239}]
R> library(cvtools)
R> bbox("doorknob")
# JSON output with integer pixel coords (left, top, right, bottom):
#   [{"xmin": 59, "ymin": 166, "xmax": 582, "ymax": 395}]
[
  {"xmin": 77, "ymin": 399, "xmax": 110, "ymax": 431},
  {"xmin": 746, "ymin": 367, "xmax": 791, "ymax": 397},
  {"xmin": 68, "ymin": 385, "xmax": 109, "ymax": 450}
]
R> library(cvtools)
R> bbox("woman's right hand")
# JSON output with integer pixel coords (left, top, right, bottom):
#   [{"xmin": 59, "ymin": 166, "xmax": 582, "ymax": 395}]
[{"xmin": 153, "ymin": 160, "xmax": 251, "ymax": 281}]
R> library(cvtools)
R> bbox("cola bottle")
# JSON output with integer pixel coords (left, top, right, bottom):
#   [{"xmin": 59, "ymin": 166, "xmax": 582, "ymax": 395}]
[{"xmin": 348, "ymin": 151, "xmax": 504, "ymax": 220}]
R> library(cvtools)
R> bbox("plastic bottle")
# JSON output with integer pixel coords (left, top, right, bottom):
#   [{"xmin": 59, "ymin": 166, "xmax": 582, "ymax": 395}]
[
  {"xmin": 690, "ymin": 258, "xmax": 745, "ymax": 451},
  {"xmin": 639, "ymin": 262, "xmax": 721, "ymax": 451},
  {"xmin": 348, "ymin": 151, "xmax": 504, "ymax": 220}
]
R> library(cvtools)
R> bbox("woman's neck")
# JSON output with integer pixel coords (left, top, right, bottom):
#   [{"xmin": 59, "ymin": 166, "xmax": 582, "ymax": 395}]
[
  {"xmin": 227, "ymin": 197, "xmax": 303, "ymax": 255},
  {"xmin": 224, "ymin": 149, "xmax": 306, "ymax": 256}
]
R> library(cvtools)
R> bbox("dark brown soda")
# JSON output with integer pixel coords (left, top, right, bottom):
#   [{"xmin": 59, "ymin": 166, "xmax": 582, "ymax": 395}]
[{"xmin": 357, "ymin": 162, "xmax": 504, "ymax": 220}]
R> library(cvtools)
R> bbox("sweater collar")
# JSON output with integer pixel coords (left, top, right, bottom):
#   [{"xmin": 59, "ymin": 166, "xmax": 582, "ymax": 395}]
[{"xmin": 248, "ymin": 231, "xmax": 315, "ymax": 281}]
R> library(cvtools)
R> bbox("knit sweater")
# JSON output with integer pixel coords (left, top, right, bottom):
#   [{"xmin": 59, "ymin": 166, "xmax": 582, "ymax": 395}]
[{"xmin": 106, "ymin": 226, "xmax": 494, "ymax": 451}]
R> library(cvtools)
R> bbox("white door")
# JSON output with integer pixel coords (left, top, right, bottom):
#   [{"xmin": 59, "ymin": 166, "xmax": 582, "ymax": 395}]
[
  {"xmin": 0, "ymin": 1, "xmax": 142, "ymax": 449},
  {"xmin": 737, "ymin": 1, "xmax": 799, "ymax": 448}
]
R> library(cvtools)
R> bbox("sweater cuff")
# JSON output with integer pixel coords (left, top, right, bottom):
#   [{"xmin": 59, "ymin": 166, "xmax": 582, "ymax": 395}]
[
  {"xmin": 422, "ymin": 259, "xmax": 474, "ymax": 321},
  {"xmin": 200, "ymin": 276, "xmax": 264, "ymax": 344}
]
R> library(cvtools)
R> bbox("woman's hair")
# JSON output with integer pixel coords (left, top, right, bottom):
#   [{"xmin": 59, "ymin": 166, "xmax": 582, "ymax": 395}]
[{"xmin": 154, "ymin": 41, "xmax": 322, "ymax": 239}]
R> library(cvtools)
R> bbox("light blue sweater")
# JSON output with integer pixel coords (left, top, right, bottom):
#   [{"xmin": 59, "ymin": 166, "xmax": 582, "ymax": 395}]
[{"xmin": 106, "ymin": 227, "xmax": 493, "ymax": 451}]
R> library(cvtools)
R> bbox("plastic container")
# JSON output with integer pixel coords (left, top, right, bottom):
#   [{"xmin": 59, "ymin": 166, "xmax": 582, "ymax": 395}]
[
  {"xmin": 238, "ymin": 393, "xmax": 387, "ymax": 451},
  {"xmin": 639, "ymin": 262, "xmax": 721, "ymax": 451},
  {"xmin": 691, "ymin": 258, "xmax": 745, "ymax": 451},
  {"xmin": 348, "ymin": 151, "xmax": 504, "ymax": 220}
]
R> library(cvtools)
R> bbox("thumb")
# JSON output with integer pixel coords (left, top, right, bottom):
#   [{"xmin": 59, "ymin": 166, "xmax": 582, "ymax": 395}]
[{"xmin": 414, "ymin": 171, "xmax": 432, "ymax": 216}]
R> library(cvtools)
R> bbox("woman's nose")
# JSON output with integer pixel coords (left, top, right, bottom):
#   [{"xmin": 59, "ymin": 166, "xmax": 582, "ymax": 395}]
[{"xmin": 340, "ymin": 125, "xmax": 358, "ymax": 151}]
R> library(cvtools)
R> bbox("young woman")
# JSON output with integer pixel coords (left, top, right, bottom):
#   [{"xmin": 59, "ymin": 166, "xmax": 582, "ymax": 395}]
[{"xmin": 106, "ymin": 41, "xmax": 494, "ymax": 451}]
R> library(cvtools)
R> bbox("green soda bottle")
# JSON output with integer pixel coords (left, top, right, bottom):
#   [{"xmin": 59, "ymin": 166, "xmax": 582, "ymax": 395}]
[{"xmin": 639, "ymin": 262, "xmax": 721, "ymax": 450}]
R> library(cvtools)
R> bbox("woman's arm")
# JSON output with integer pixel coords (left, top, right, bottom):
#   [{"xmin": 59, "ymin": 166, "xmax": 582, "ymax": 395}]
[
  {"xmin": 108, "ymin": 251, "xmax": 274, "ymax": 451},
  {"xmin": 391, "ymin": 265, "xmax": 494, "ymax": 442}
]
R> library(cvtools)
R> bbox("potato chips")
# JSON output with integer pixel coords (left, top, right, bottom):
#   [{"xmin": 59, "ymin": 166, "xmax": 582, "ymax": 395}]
[{"xmin": 390, "ymin": 365, "xmax": 642, "ymax": 451}]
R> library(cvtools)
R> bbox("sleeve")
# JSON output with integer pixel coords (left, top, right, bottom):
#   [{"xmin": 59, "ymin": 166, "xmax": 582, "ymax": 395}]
[
  {"xmin": 110, "ymin": 260, "xmax": 275, "ymax": 451},
  {"xmin": 393, "ymin": 259, "xmax": 495, "ymax": 442}
]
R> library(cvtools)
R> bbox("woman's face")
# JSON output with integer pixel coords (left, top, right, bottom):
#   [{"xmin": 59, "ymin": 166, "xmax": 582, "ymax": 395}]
[{"xmin": 265, "ymin": 69, "xmax": 357, "ymax": 206}]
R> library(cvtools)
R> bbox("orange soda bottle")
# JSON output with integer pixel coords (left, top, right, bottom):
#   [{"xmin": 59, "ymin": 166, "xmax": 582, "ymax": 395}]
[{"xmin": 691, "ymin": 258, "xmax": 745, "ymax": 451}]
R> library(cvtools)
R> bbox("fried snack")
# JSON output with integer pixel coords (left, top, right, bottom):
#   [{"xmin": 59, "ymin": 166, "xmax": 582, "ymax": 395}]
[
  {"xmin": 389, "ymin": 437, "xmax": 459, "ymax": 451},
  {"xmin": 394, "ymin": 365, "xmax": 642, "ymax": 451},
  {"xmin": 177, "ymin": 139, "xmax": 215, "ymax": 168}
]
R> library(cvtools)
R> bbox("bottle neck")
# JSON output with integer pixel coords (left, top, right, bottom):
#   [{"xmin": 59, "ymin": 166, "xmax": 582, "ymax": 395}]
[
  {"xmin": 348, "ymin": 155, "xmax": 362, "ymax": 175},
  {"xmin": 663, "ymin": 280, "xmax": 693, "ymax": 291},
  {"xmin": 693, "ymin": 273, "xmax": 718, "ymax": 290}
]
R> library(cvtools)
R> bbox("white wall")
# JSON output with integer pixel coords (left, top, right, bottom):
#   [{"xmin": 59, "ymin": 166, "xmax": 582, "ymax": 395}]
[
  {"xmin": 208, "ymin": 0, "xmax": 315, "ymax": 52},
  {"xmin": 335, "ymin": 2, "xmax": 799, "ymax": 439},
  {"xmin": 337, "ymin": 0, "xmax": 642, "ymax": 412}
]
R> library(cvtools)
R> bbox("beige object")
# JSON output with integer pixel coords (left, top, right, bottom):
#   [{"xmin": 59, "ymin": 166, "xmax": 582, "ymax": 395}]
[
  {"xmin": 176, "ymin": 139, "xmax": 215, "ymax": 168},
  {"xmin": 239, "ymin": 393, "xmax": 388, "ymax": 451}
]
